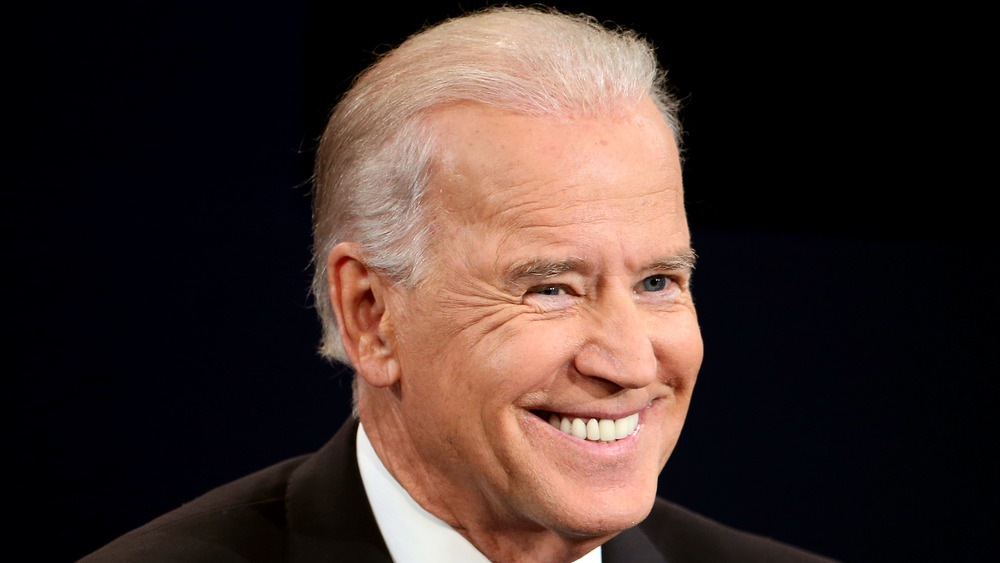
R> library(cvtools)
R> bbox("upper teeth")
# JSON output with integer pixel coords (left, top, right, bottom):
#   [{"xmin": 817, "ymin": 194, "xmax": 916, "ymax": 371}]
[{"xmin": 547, "ymin": 412, "xmax": 640, "ymax": 442}]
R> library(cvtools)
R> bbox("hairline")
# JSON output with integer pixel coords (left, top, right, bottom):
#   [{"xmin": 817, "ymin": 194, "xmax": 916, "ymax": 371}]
[{"xmin": 311, "ymin": 7, "xmax": 684, "ymax": 365}]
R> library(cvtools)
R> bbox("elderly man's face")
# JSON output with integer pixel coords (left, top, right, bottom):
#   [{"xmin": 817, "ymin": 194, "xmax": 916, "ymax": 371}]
[{"xmin": 381, "ymin": 99, "xmax": 702, "ymax": 538}]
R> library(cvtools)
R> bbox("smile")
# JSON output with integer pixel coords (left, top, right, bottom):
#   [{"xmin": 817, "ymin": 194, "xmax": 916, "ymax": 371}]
[{"xmin": 538, "ymin": 411, "xmax": 640, "ymax": 443}]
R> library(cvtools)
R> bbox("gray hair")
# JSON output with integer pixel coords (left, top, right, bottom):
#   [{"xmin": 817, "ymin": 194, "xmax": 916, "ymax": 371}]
[{"xmin": 312, "ymin": 6, "xmax": 681, "ymax": 363}]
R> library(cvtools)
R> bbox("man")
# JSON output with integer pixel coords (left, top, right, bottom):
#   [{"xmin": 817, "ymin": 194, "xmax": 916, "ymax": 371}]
[{"xmin": 85, "ymin": 7, "xmax": 832, "ymax": 562}]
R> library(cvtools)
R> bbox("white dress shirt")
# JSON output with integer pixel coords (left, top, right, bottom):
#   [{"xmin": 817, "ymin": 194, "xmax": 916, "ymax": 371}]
[{"xmin": 356, "ymin": 423, "xmax": 602, "ymax": 563}]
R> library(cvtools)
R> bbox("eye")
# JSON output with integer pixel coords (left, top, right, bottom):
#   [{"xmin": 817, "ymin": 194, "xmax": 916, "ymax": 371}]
[
  {"xmin": 522, "ymin": 283, "xmax": 576, "ymax": 312},
  {"xmin": 530, "ymin": 285, "xmax": 569, "ymax": 296},
  {"xmin": 639, "ymin": 275, "xmax": 671, "ymax": 292}
]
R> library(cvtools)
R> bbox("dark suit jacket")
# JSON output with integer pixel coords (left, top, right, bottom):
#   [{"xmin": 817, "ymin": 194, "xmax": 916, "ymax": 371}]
[{"xmin": 82, "ymin": 418, "xmax": 833, "ymax": 562}]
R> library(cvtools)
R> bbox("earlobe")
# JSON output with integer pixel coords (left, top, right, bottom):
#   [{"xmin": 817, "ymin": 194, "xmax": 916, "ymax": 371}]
[{"xmin": 327, "ymin": 243, "xmax": 401, "ymax": 387}]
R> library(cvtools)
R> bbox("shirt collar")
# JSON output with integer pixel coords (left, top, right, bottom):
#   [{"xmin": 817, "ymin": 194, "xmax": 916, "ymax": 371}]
[{"xmin": 356, "ymin": 422, "xmax": 601, "ymax": 563}]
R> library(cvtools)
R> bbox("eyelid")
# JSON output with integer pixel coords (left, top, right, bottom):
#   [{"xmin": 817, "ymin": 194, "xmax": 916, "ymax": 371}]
[
  {"xmin": 654, "ymin": 269, "xmax": 690, "ymax": 285},
  {"xmin": 521, "ymin": 282, "xmax": 579, "ymax": 313},
  {"xmin": 635, "ymin": 272, "xmax": 686, "ymax": 294},
  {"xmin": 526, "ymin": 283, "xmax": 574, "ymax": 296}
]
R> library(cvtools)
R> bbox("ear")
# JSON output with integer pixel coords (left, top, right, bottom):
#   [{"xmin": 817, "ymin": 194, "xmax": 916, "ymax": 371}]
[{"xmin": 327, "ymin": 243, "xmax": 401, "ymax": 388}]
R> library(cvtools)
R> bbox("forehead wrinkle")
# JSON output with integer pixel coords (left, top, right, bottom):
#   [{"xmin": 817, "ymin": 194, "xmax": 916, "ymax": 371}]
[
  {"xmin": 432, "ymin": 129, "xmax": 682, "ymax": 231},
  {"xmin": 497, "ymin": 183, "xmax": 682, "ymax": 230}
]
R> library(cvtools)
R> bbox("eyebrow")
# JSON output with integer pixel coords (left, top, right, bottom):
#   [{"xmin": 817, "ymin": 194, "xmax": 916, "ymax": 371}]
[
  {"xmin": 503, "ymin": 247, "xmax": 697, "ymax": 287},
  {"xmin": 505, "ymin": 258, "xmax": 585, "ymax": 287},
  {"xmin": 649, "ymin": 248, "xmax": 698, "ymax": 272}
]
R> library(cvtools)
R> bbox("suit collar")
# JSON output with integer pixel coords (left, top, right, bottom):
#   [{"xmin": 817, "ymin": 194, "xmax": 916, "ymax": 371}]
[
  {"xmin": 604, "ymin": 525, "xmax": 667, "ymax": 563},
  {"xmin": 285, "ymin": 416, "xmax": 392, "ymax": 562},
  {"xmin": 281, "ymin": 416, "xmax": 664, "ymax": 562}
]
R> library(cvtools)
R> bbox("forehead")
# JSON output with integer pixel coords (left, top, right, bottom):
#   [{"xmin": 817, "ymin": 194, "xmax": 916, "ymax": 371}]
[{"xmin": 424, "ymin": 101, "xmax": 685, "ymax": 242}]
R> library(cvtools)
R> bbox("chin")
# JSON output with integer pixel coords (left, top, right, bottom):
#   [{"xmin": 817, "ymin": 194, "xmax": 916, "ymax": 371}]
[{"xmin": 542, "ymin": 484, "xmax": 658, "ymax": 539}]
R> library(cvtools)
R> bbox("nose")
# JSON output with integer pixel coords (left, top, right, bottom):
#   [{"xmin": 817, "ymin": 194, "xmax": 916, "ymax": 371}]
[{"xmin": 573, "ymin": 290, "xmax": 658, "ymax": 389}]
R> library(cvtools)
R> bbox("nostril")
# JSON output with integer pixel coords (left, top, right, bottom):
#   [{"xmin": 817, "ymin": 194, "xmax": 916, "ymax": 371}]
[{"xmin": 573, "ymin": 339, "xmax": 656, "ymax": 390}]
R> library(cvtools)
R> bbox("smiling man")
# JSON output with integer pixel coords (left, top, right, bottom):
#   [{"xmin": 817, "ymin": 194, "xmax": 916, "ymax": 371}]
[
  {"xmin": 84, "ymin": 7, "xmax": 831, "ymax": 563},
  {"xmin": 333, "ymin": 99, "xmax": 702, "ymax": 561}
]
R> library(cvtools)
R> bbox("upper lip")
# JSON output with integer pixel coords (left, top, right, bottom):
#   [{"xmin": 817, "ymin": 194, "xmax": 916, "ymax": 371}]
[
  {"xmin": 531, "ymin": 403, "xmax": 649, "ymax": 421},
  {"xmin": 525, "ymin": 388, "xmax": 666, "ymax": 421}
]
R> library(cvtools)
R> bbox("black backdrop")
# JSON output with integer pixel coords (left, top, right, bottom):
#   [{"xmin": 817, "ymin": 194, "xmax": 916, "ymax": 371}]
[{"xmin": 8, "ymin": 2, "xmax": 996, "ymax": 561}]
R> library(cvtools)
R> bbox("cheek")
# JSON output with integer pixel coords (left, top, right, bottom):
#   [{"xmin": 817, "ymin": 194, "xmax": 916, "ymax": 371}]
[
  {"xmin": 487, "ymin": 321, "xmax": 580, "ymax": 384},
  {"xmin": 679, "ymin": 322, "xmax": 705, "ymax": 370},
  {"xmin": 656, "ymin": 316, "xmax": 704, "ymax": 387}
]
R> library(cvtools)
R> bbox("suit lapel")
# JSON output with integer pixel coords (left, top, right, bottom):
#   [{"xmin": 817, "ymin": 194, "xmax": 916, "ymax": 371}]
[
  {"xmin": 284, "ymin": 417, "xmax": 393, "ymax": 562},
  {"xmin": 281, "ymin": 416, "xmax": 673, "ymax": 562},
  {"xmin": 603, "ymin": 525, "xmax": 668, "ymax": 563}
]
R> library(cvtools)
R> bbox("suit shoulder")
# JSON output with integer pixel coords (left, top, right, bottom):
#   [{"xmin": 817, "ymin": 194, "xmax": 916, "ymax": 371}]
[
  {"xmin": 638, "ymin": 498, "xmax": 836, "ymax": 563},
  {"xmin": 81, "ymin": 454, "xmax": 311, "ymax": 563}
]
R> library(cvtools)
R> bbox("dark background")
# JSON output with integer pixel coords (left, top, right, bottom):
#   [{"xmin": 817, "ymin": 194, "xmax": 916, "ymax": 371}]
[{"xmin": 8, "ymin": 2, "xmax": 995, "ymax": 561}]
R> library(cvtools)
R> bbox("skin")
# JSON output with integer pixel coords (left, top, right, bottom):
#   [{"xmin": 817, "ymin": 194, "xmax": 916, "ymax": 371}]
[{"xmin": 328, "ymin": 97, "xmax": 703, "ymax": 562}]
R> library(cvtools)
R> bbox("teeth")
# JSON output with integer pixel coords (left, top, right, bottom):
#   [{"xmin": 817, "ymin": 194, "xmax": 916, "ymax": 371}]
[
  {"xmin": 599, "ymin": 419, "xmax": 616, "ymax": 441},
  {"xmin": 614, "ymin": 417, "xmax": 631, "ymax": 440},
  {"xmin": 546, "ymin": 412, "xmax": 640, "ymax": 443}
]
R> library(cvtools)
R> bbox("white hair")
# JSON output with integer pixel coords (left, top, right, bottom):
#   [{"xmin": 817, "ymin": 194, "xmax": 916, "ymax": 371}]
[{"xmin": 312, "ymin": 6, "xmax": 681, "ymax": 363}]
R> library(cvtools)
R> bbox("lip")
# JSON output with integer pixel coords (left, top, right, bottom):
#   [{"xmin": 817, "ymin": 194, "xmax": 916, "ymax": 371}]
[
  {"xmin": 521, "ymin": 403, "xmax": 658, "ymax": 459},
  {"xmin": 529, "ymin": 407, "xmax": 645, "ymax": 422}
]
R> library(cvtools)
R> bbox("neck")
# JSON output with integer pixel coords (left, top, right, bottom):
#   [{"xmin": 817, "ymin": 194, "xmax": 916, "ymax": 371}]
[{"xmin": 358, "ymin": 387, "xmax": 611, "ymax": 562}]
